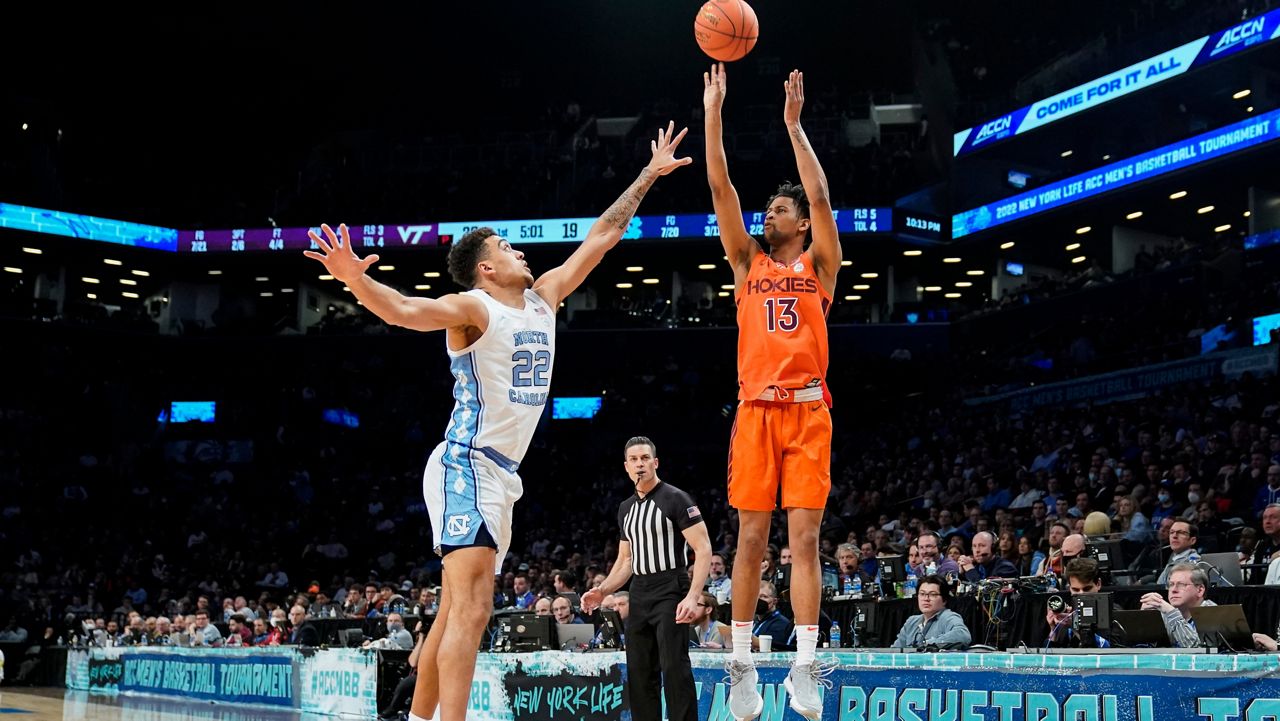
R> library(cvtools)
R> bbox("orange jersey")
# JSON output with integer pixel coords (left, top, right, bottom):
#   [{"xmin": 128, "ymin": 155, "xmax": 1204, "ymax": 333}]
[{"xmin": 734, "ymin": 251, "xmax": 832, "ymax": 401}]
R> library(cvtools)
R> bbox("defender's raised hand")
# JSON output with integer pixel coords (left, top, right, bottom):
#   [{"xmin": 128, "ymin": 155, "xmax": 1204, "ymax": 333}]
[
  {"xmin": 646, "ymin": 120, "xmax": 693, "ymax": 177},
  {"xmin": 703, "ymin": 62, "xmax": 727, "ymax": 112},
  {"xmin": 303, "ymin": 223, "xmax": 381, "ymax": 284},
  {"xmin": 784, "ymin": 69, "xmax": 804, "ymax": 126}
]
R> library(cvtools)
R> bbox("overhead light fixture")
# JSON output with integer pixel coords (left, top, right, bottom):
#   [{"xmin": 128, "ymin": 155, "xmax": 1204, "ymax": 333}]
[
  {"xmin": 1247, "ymin": 106, "xmax": 1255, "ymax": 113},
  {"xmin": 1000, "ymin": 241, "xmax": 1015, "ymax": 250},
  {"xmin": 943, "ymin": 257, "xmax": 961, "ymax": 263},
  {"xmin": 698, "ymin": 264, "xmax": 716, "ymax": 270},
  {"xmin": 616, "ymin": 282, "xmax": 633, "ymax": 289},
  {"xmin": 21, "ymin": 123, "xmax": 28, "ymax": 131},
  {"xmin": 966, "ymin": 270, "xmax": 985, "ymax": 276},
  {"xmin": 721, "ymin": 284, "xmax": 735, "ymax": 290},
  {"xmin": 1215, "ymin": 224, "xmax": 1232, "ymax": 233},
  {"xmin": 21, "ymin": 247, "xmax": 41, "ymax": 255},
  {"xmin": 415, "ymin": 284, "xmax": 432, "ymax": 290},
  {"xmin": 844, "ymin": 295, "xmax": 862, "ymax": 301},
  {"xmin": 1065, "ymin": 243, "xmax": 1081, "ymax": 251},
  {"xmin": 717, "ymin": 291, "xmax": 730, "ymax": 297},
  {"xmin": 86, "ymin": 293, "xmax": 97, "ymax": 299},
  {"xmin": 103, "ymin": 258, "xmax": 122, "ymax": 266},
  {"xmin": 840, "ymin": 260, "xmax": 853, "ymax": 267},
  {"xmin": 377, "ymin": 265, "xmax": 396, "ymax": 271},
  {"xmin": 208, "ymin": 269, "xmax": 223, "ymax": 275},
  {"xmin": 1233, "ymin": 89, "xmax": 1252, "ymax": 99},
  {"xmin": 1170, "ymin": 191, "xmax": 1188, "ymax": 200},
  {"xmin": 903, "ymin": 250, "xmax": 923, "ymax": 257},
  {"xmin": 945, "ymin": 293, "xmax": 961, "ymax": 298},
  {"xmin": 3, "ymin": 267, "xmax": 21, "ymax": 274},
  {"xmin": 1071, "ymin": 256, "xmax": 1087, "ymax": 264},
  {"xmin": 122, "ymin": 291, "xmax": 139, "ymax": 299},
  {"xmin": 1060, "ymin": 150, "xmax": 1073, "ymax": 158},
  {"xmin": 82, "ymin": 277, "xmax": 100, "ymax": 284},
  {"xmin": 1126, "ymin": 211, "xmax": 1143, "ymax": 220},
  {"xmin": 1244, "ymin": 211, "xmax": 1252, "ymax": 217},
  {"xmin": 320, "ymin": 274, "xmax": 335, "ymax": 281},
  {"xmin": 626, "ymin": 266, "xmax": 644, "ymax": 272},
  {"xmin": 342, "ymin": 286, "xmax": 351, "ymax": 292},
  {"xmin": 1197, "ymin": 206, "xmax": 1214, "ymax": 214},
  {"xmin": 853, "ymin": 284, "xmax": 871, "ymax": 290},
  {"xmin": 255, "ymin": 276, "xmax": 269, "ymax": 282},
  {"xmin": 956, "ymin": 281, "xmax": 973, "ymax": 288},
  {"xmin": 1102, "ymin": 154, "xmax": 1112, "ymax": 161},
  {"xmin": 131, "ymin": 269, "xmax": 150, "ymax": 277},
  {"xmin": 282, "ymin": 288, "xmax": 295, "ymax": 293},
  {"xmin": 642, "ymin": 278, "xmax": 659, "ymax": 284},
  {"xmin": 1075, "ymin": 226, "xmax": 1091, "ymax": 235},
  {"xmin": 119, "ymin": 278, "xmax": 137, "ymax": 286},
  {"xmin": 260, "ymin": 292, "xmax": 274, "ymax": 297},
  {"xmin": 924, "ymin": 286, "xmax": 942, "ymax": 292},
  {"xmin": 424, "ymin": 271, "xmax": 441, "ymax": 278}
]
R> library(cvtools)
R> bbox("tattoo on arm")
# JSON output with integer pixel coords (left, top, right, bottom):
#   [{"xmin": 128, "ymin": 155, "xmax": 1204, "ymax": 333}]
[
  {"xmin": 791, "ymin": 125, "xmax": 810, "ymax": 153},
  {"xmin": 600, "ymin": 169, "xmax": 656, "ymax": 231}
]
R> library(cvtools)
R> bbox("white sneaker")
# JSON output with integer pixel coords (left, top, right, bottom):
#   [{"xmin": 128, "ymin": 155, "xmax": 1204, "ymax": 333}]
[
  {"xmin": 724, "ymin": 659, "xmax": 764, "ymax": 720},
  {"xmin": 783, "ymin": 661, "xmax": 835, "ymax": 720}
]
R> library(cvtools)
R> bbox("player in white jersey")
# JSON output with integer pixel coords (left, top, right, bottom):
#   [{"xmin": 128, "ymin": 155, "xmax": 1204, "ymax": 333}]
[{"xmin": 303, "ymin": 121, "xmax": 691, "ymax": 721}]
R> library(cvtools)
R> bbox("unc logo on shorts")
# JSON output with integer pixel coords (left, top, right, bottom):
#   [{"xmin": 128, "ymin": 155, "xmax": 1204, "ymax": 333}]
[{"xmin": 446, "ymin": 514, "xmax": 472, "ymax": 538}]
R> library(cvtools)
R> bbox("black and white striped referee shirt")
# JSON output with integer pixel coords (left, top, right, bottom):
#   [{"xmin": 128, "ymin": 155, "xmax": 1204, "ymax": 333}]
[{"xmin": 617, "ymin": 481, "xmax": 705, "ymax": 575}]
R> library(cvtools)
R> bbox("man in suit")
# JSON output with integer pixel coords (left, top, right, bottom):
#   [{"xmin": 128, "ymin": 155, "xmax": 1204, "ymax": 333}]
[{"xmin": 285, "ymin": 605, "xmax": 320, "ymax": 646}]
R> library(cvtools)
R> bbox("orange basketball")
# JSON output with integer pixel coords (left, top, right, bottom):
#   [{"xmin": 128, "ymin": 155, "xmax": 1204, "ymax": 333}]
[{"xmin": 694, "ymin": 0, "xmax": 759, "ymax": 63}]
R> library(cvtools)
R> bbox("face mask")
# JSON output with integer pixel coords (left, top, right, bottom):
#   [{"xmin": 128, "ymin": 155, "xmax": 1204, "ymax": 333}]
[
  {"xmin": 1158, "ymin": 493, "xmax": 1170, "ymax": 504},
  {"xmin": 388, "ymin": 622, "xmax": 403, "ymax": 633},
  {"xmin": 1187, "ymin": 492, "xmax": 1201, "ymax": 504},
  {"xmin": 755, "ymin": 599, "xmax": 770, "ymax": 617}
]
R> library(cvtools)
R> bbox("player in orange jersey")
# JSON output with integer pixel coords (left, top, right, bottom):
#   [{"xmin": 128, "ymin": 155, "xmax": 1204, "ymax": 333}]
[{"xmin": 704, "ymin": 63, "xmax": 840, "ymax": 721}]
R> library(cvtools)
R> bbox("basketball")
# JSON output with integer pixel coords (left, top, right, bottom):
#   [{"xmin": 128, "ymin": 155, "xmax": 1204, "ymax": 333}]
[{"xmin": 694, "ymin": 0, "xmax": 759, "ymax": 63}]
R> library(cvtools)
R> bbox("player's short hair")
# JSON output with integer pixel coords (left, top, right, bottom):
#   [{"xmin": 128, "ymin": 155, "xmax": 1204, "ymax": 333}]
[
  {"xmin": 767, "ymin": 182, "xmax": 810, "ymax": 221},
  {"xmin": 448, "ymin": 226, "xmax": 497, "ymax": 289},
  {"xmin": 624, "ymin": 436, "xmax": 657, "ymax": 458}
]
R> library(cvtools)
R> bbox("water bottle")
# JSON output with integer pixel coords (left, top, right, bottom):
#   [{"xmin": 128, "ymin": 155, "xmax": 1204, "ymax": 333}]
[
  {"xmin": 926, "ymin": 561, "xmax": 937, "ymax": 577},
  {"xmin": 904, "ymin": 568, "xmax": 918, "ymax": 598},
  {"xmin": 1045, "ymin": 571, "xmax": 1058, "ymax": 591},
  {"xmin": 829, "ymin": 620, "xmax": 842, "ymax": 649},
  {"xmin": 851, "ymin": 574, "xmax": 863, "ymax": 599},
  {"xmin": 842, "ymin": 574, "xmax": 853, "ymax": 596}
]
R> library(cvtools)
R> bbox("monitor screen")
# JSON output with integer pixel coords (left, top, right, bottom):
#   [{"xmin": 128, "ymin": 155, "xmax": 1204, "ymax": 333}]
[
  {"xmin": 1005, "ymin": 262, "xmax": 1025, "ymax": 277},
  {"xmin": 167, "ymin": 401, "xmax": 216, "ymax": 424},
  {"xmin": 1199, "ymin": 323, "xmax": 1237, "ymax": 354},
  {"xmin": 1253, "ymin": 312, "xmax": 1280, "ymax": 346},
  {"xmin": 1007, "ymin": 170, "xmax": 1031, "ymax": 189},
  {"xmin": 552, "ymin": 397, "xmax": 603, "ymax": 420}
]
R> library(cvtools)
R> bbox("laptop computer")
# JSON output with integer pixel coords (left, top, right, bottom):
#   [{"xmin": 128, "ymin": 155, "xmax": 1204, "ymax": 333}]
[
  {"xmin": 553, "ymin": 623, "xmax": 596, "ymax": 650},
  {"xmin": 1196, "ymin": 553, "xmax": 1243, "ymax": 586},
  {"xmin": 1190, "ymin": 604, "xmax": 1253, "ymax": 651},
  {"xmin": 1111, "ymin": 610, "xmax": 1171, "ymax": 647}
]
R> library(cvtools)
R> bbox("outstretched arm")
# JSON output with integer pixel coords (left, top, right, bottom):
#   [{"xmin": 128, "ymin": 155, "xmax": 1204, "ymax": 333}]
[
  {"xmin": 704, "ymin": 62, "xmax": 758, "ymax": 286},
  {"xmin": 783, "ymin": 70, "xmax": 841, "ymax": 294},
  {"xmin": 304, "ymin": 223, "xmax": 485, "ymax": 333},
  {"xmin": 534, "ymin": 122, "xmax": 692, "ymax": 306}
]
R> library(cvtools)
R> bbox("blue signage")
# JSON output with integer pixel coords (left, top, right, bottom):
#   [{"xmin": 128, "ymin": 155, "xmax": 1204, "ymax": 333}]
[
  {"xmin": 0, "ymin": 202, "xmax": 178, "ymax": 251},
  {"xmin": 119, "ymin": 651, "xmax": 294, "ymax": 707},
  {"xmin": 953, "ymin": 108, "xmax": 1280, "ymax": 238},
  {"xmin": 954, "ymin": 8, "xmax": 1280, "ymax": 156}
]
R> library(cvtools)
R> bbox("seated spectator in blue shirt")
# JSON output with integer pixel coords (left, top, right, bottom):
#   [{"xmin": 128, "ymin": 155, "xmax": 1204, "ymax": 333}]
[
  {"xmin": 958, "ymin": 532, "xmax": 1019, "ymax": 581},
  {"xmin": 752, "ymin": 582, "xmax": 794, "ymax": 652},
  {"xmin": 1115, "ymin": 496, "xmax": 1153, "ymax": 545},
  {"xmin": 891, "ymin": 576, "xmax": 970, "ymax": 649},
  {"xmin": 1253, "ymin": 466, "xmax": 1280, "ymax": 519},
  {"xmin": 980, "ymin": 477, "xmax": 1012, "ymax": 513},
  {"xmin": 551, "ymin": 596, "xmax": 584, "ymax": 625},
  {"xmin": 512, "ymin": 574, "xmax": 536, "ymax": 610},
  {"xmin": 1149, "ymin": 488, "xmax": 1179, "ymax": 528}
]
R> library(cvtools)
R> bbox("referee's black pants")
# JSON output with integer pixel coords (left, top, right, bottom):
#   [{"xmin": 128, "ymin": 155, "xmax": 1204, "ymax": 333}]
[{"xmin": 625, "ymin": 569, "xmax": 697, "ymax": 721}]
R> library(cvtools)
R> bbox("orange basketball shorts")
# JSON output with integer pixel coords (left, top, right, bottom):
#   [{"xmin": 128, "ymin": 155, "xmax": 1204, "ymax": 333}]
[{"xmin": 727, "ymin": 399, "xmax": 831, "ymax": 511}]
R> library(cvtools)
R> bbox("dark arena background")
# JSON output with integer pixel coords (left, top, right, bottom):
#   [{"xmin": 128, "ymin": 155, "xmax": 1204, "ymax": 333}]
[{"xmin": 5, "ymin": 0, "xmax": 1280, "ymax": 719}]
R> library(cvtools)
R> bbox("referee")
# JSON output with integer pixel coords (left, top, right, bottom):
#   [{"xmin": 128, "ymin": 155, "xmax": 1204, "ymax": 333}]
[{"xmin": 582, "ymin": 436, "xmax": 712, "ymax": 721}]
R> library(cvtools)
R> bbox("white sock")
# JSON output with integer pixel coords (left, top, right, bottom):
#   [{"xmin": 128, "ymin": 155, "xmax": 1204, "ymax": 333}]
[
  {"xmin": 732, "ymin": 621, "xmax": 754, "ymax": 664},
  {"xmin": 795, "ymin": 625, "xmax": 819, "ymax": 666},
  {"xmin": 409, "ymin": 713, "xmax": 432, "ymax": 721}
]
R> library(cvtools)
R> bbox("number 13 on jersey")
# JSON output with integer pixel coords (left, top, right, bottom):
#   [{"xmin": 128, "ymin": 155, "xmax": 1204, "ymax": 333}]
[{"xmin": 763, "ymin": 297, "xmax": 800, "ymax": 332}]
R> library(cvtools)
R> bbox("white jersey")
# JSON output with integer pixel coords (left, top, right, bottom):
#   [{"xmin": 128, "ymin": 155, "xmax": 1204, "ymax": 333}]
[{"xmin": 442, "ymin": 288, "xmax": 555, "ymax": 469}]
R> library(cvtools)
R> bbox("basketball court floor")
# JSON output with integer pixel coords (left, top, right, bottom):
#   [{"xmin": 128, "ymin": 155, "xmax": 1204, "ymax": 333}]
[{"xmin": 0, "ymin": 688, "xmax": 337, "ymax": 721}]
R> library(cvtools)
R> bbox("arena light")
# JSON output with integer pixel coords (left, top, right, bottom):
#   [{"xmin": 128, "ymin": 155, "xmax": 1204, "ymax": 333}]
[
  {"xmin": 208, "ymin": 270, "xmax": 222, "ymax": 275},
  {"xmin": 21, "ymin": 123, "xmax": 28, "ymax": 131},
  {"xmin": 945, "ymin": 293, "xmax": 962, "ymax": 298},
  {"xmin": 1248, "ymin": 106, "xmax": 1255, "ymax": 113},
  {"xmin": 424, "ymin": 271, "xmax": 441, "ymax": 278},
  {"xmin": 1075, "ymin": 226, "xmax": 1091, "ymax": 235},
  {"xmin": 82, "ymin": 277, "xmax": 100, "ymax": 284},
  {"xmin": 626, "ymin": 266, "xmax": 644, "ymax": 272},
  {"xmin": 1102, "ymin": 155, "xmax": 1111, "ymax": 161},
  {"xmin": 1215, "ymin": 224, "xmax": 1232, "ymax": 233},
  {"xmin": 721, "ymin": 284, "xmax": 735, "ymax": 290},
  {"xmin": 1234, "ymin": 89, "xmax": 1252, "ymax": 100},
  {"xmin": 717, "ymin": 291, "xmax": 730, "ymax": 297},
  {"xmin": 1060, "ymin": 150, "xmax": 1073, "ymax": 158},
  {"xmin": 119, "ymin": 278, "xmax": 137, "ymax": 286},
  {"xmin": 342, "ymin": 286, "xmax": 351, "ymax": 292},
  {"xmin": 21, "ymin": 247, "xmax": 41, "ymax": 255},
  {"xmin": 1000, "ymin": 242, "xmax": 1015, "ymax": 250},
  {"xmin": 1245, "ymin": 211, "xmax": 1252, "ymax": 218},
  {"xmin": 131, "ymin": 269, "xmax": 150, "ymax": 277},
  {"xmin": 1071, "ymin": 256, "xmax": 1087, "ymax": 264},
  {"xmin": 122, "ymin": 291, "xmax": 139, "ymax": 299},
  {"xmin": 840, "ymin": 260, "xmax": 853, "ymax": 267},
  {"xmin": 903, "ymin": 250, "xmax": 923, "ymax": 257},
  {"xmin": 924, "ymin": 286, "xmax": 942, "ymax": 292},
  {"xmin": 1197, "ymin": 206, "xmax": 1215, "ymax": 214},
  {"xmin": 377, "ymin": 265, "xmax": 396, "ymax": 271},
  {"xmin": 642, "ymin": 278, "xmax": 660, "ymax": 284},
  {"xmin": 86, "ymin": 293, "xmax": 97, "ymax": 299},
  {"xmin": 414, "ymin": 284, "xmax": 432, "ymax": 290},
  {"xmin": 1170, "ymin": 191, "xmax": 1188, "ymax": 200},
  {"xmin": 255, "ymin": 276, "xmax": 269, "ymax": 282},
  {"xmin": 956, "ymin": 281, "xmax": 973, "ymax": 288},
  {"xmin": 259, "ymin": 292, "xmax": 274, "ymax": 297},
  {"xmin": 281, "ymin": 288, "xmax": 295, "ymax": 293},
  {"xmin": 1065, "ymin": 243, "xmax": 1081, "ymax": 251},
  {"xmin": 318, "ymin": 274, "xmax": 334, "ymax": 281},
  {"xmin": 616, "ymin": 282, "xmax": 633, "ymax": 289},
  {"xmin": 1126, "ymin": 211, "xmax": 1143, "ymax": 220},
  {"xmin": 943, "ymin": 257, "xmax": 961, "ymax": 263},
  {"xmin": 698, "ymin": 264, "xmax": 716, "ymax": 270},
  {"xmin": 860, "ymin": 272, "xmax": 879, "ymax": 279},
  {"xmin": 966, "ymin": 270, "xmax": 985, "ymax": 276},
  {"xmin": 3, "ymin": 267, "xmax": 21, "ymax": 274},
  {"xmin": 103, "ymin": 258, "xmax": 122, "ymax": 266},
  {"xmin": 853, "ymin": 284, "xmax": 871, "ymax": 290},
  {"xmin": 844, "ymin": 295, "xmax": 862, "ymax": 301}
]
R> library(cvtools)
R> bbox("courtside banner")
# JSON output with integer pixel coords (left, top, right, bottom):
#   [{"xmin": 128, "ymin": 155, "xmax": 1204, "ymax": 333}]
[{"xmin": 954, "ymin": 8, "xmax": 1280, "ymax": 157}]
